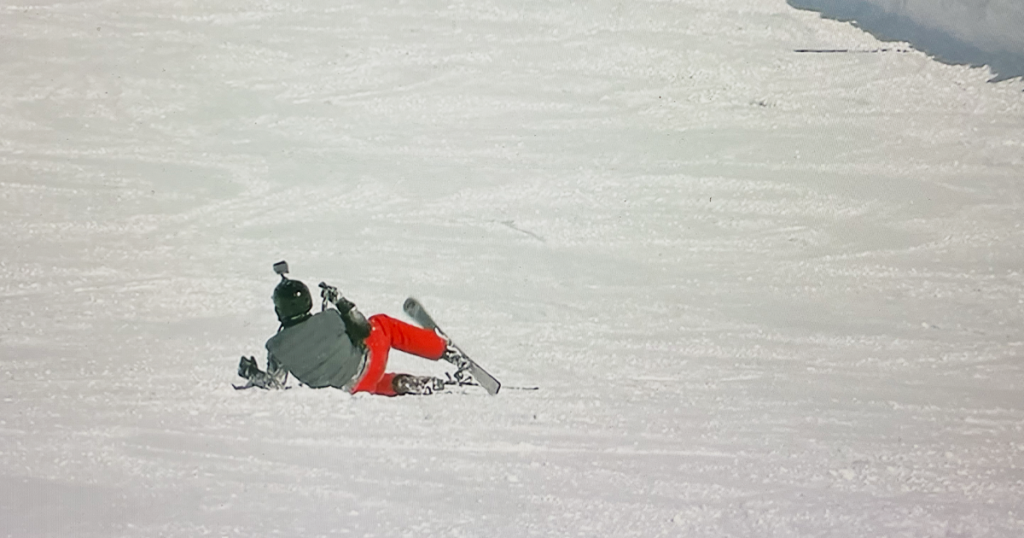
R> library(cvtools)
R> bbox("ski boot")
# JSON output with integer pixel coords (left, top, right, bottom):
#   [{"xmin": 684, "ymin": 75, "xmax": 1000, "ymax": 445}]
[
  {"xmin": 437, "ymin": 331, "xmax": 473, "ymax": 384},
  {"xmin": 392, "ymin": 374, "xmax": 446, "ymax": 396}
]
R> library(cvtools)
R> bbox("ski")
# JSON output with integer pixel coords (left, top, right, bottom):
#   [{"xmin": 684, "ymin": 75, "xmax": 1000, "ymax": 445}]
[
  {"xmin": 443, "ymin": 373, "xmax": 537, "ymax": 391},
  {"xmin": 403, "ymin": 297, "xmax": 502, "ymax": 395},
  {"xmin": 233, "ymin": 382, "xmax": 291, "ymax": 391}
]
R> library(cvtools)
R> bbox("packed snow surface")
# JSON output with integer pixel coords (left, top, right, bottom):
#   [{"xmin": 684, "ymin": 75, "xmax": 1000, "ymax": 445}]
[{"xmin": 2, "ymin": 0, "xmax": 1023, "ymax": 536}]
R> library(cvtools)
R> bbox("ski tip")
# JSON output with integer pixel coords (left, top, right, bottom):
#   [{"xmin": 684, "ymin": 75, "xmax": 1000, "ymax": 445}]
[{"xmin": 403, "ymin": 297, "xmax": 418, "ymax": 311}]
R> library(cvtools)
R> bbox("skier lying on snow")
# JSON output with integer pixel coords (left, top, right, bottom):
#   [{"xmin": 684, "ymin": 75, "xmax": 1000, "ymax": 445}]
[{"xmin": 237, "ymin": 261, "xmax": 471, "ymax": 396}]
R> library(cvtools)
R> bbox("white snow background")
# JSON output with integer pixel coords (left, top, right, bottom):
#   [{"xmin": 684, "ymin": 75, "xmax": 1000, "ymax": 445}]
[{"xmin": 2, "ymin": 0, "xmax": 1023, "ymax": 536}]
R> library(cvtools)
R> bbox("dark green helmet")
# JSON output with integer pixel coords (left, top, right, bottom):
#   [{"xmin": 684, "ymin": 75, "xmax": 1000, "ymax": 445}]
[{"xmin": 273, "ymin": 278, "xmax": 312, "ymax": 323}]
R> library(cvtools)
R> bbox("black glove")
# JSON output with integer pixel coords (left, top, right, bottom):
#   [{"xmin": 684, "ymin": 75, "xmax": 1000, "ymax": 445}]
[
  {"xmin": 319, "ymin": 282, "xmax": 356, "ymax": 312},
  {"xmin": 318, "ymin": 282, "xmax": 340, "ymax": 303},
  {"xmin": 238, "ymin": 356, "xmax": 259, "ymax": 379}
]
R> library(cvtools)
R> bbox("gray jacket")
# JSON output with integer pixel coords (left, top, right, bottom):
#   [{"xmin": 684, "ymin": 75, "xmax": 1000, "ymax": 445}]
[{"xmin": 265, "ymin": 307, "xmax": 370, "ymax": 390}]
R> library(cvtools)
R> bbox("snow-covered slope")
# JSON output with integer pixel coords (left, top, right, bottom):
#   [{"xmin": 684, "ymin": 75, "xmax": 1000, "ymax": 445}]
[{"xmin": 2, "ymin": 0, "xmax": 1022, "ymax": 536}]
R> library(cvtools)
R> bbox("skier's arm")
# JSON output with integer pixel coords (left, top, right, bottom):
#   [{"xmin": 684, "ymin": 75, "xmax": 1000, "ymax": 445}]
[
  {"xmin": 237, "ymin": 354, "xmax": 287, "ymax": 390},
  {"xmin": 319, "ymin": 282, "xmax": 372, "ymax": 345},
  {"xmin": 334, "ymin": 296, "xmax": 372, "ymax": 345}
]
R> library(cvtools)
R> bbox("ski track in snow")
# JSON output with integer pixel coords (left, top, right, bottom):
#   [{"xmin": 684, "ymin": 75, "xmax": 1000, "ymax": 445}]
[{"xmin": 1, "ymin": 0, "xmax": 1023, "ymax": 536}]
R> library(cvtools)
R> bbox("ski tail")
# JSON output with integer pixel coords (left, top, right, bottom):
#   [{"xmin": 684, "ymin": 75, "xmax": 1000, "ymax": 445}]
[{"xmin": 462, "ymin": 354, "xmax": 501, "ymax": 395}]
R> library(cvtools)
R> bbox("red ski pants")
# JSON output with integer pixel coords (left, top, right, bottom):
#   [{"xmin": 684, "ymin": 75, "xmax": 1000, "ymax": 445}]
[{"xmin": 351, "ymin": 314, "xmax": 447, "ymax": 396}]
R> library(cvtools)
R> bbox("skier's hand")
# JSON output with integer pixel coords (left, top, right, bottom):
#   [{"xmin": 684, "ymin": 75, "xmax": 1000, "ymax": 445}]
[
  {"xmin": 319, "ymin": 282, "xmax": 358, "ymax": 312},
  {"xmin": 318, "ymin": 282, "xmax": 341, "ymax": 304},
  {"xmin": 238, "ymin": 356, "xmax": 259, "ymax": 379}
]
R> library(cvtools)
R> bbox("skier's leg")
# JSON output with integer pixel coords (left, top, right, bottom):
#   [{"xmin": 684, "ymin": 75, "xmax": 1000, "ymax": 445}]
[
  {"xmin": 351, "ymin": 315, "xmax": 447, "ymax": 396},
  {"xmin": 366, "ymin": 314, "xmax": 447, "ymax": 359},
  {"xmin": 350, "ymin": 316, "xmax": 399, "ymax": 396},
  {"xmin": 372, "ymin": 372, "xmax": 400, "ymax": 395}
]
